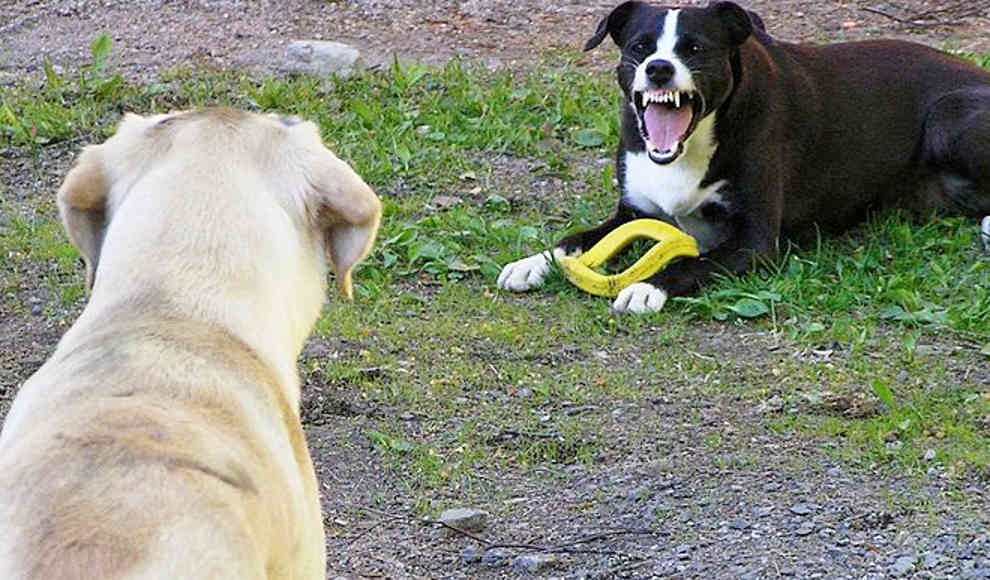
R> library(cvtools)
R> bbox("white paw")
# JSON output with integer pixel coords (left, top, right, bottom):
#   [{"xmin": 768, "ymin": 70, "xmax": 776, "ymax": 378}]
[
  {"xmin": 611, "ymin": 282, "xmax": 668, "ymax": 314},
  {"xmin": 497, "ymin": 251, "xmax": 553, "ymax": 292},
  {"xmin": 982, "ymin": 216, "xmax": 989, "ymax": 253}
]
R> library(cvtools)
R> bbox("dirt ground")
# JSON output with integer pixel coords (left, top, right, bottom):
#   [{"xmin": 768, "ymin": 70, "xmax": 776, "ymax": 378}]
[
  {"xmin": 2, "ymin": 1, "xmax": 990, "ymax": 579},
  {"xmin": 2, "ymin": 0, "xmax": 990, "ymax": 81}
]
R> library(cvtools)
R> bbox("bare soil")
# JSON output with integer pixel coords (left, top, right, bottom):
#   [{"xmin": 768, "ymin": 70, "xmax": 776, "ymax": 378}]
[
  {"xmin": 2, "ymin": 2, "xmax": 990, "ymax": 579},
  {"xmin": 2, "ymin": 0, "xmax": 989, "ymax": 82}
]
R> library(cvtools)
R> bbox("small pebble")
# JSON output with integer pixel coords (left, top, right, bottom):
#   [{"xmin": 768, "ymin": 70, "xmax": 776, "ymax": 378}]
[
  {"xmin": 795, "ymin": 521, "xmax": 815, "ymax": 536},
  {"xmin": 513, "ymin": 552, "xmax": 560, "ymax": 573},
  {"xmin": 890, "ymin": 555, "xmax": 917, "ymax": 578},
  {"xmin": 728, "ymin": 519, "xmax": 751, "ymax": 530},
  {"xmin": 482, "ymin": 549, "xmax": 508, "ymax": 568}
]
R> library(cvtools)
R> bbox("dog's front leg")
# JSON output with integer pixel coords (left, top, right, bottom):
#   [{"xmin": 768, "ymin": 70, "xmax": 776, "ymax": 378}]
[
  {"xmin": 497, "ymin": 205, "xmax": 640, "ymax": 292},
  {"xmin": 982, "ymin": 215, "xmax": 990, "ymax": 253}
]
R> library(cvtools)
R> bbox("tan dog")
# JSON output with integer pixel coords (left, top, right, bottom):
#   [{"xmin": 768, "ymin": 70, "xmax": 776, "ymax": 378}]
[{"xmin": 0, "ymin": 108, "xmax": 381, "ymax": 579}]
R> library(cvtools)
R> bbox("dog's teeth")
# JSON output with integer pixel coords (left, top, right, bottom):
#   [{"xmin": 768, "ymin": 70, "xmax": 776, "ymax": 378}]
[{"xmin": 643, "ymin": 90, "xmax": 692, "ymax": 107}]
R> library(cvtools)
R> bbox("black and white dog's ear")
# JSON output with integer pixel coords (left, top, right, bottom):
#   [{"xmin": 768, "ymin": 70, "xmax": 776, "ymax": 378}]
[
  {"xmin": 713, "ymin": 2, "xmax": 754, "ymax": 46},
  {"xmin": 746, "ymin": 9, "xmax": 766, "ymax": 32},
  {"xmin": 583, "ymin": 1, "xmax": 645, "ymax": 51}
]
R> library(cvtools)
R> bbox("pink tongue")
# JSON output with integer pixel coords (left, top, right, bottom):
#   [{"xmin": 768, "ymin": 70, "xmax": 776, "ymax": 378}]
[{"xmin": 644, "ymin": 102, "xmax": 692, "ymax": 152}]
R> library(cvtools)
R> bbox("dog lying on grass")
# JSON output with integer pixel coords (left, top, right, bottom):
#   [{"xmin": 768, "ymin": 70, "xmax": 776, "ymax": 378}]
[
  {"xmin": 498, "ymin": 1, "xmax": 990, "ymax": 313},
  {"xmin": 0, "ymin": 108, "xmax": 381, "ymax": 579}
]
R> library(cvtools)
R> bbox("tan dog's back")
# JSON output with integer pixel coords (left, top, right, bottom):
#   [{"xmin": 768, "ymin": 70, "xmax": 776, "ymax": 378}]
[
  {"xmin": 2, "ymin": 323, "xmax": 294, "ymax": 579},
  {"xmin": 0, "ymin": 109, "xmax": 381, "ymax": 579}
]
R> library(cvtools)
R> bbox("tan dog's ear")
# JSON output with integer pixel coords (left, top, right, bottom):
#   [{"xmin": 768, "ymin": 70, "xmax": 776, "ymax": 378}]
[
  {"xmin": 57, "ymin": 145, "xmax": 108, "ymax": 291},
  {"xmin": 307, "ymin": 153, "xmax": 382, "ymax": 300}
]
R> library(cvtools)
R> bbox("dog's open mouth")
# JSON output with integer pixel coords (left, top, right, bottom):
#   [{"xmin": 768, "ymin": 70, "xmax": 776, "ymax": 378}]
[{"xmin": 633, "ymin": 89, "xmax": 703, "ymax": 164}]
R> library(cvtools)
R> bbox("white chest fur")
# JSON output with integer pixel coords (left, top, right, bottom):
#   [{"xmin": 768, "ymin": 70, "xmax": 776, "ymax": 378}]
[{"xmin": 621, "ymin": 114, "xmax": 723, "ymax": 218}]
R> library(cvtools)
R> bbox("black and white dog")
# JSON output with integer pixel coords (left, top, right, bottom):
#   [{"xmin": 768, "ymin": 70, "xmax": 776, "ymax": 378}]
[{"xmin": 497, "ymin": 1, "xmax": 990, "ymax": 313}]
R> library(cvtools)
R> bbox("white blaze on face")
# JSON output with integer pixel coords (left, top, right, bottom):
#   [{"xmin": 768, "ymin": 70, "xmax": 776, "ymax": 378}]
[{"xmin": 632, "ymin": 9, "xmax": 696, "ymax": 94}]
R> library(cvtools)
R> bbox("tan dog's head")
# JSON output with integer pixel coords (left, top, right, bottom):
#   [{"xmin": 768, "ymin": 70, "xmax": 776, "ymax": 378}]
[{"xmin": 56, "ymin": 108, "xmax": 381, "ymax": 299}]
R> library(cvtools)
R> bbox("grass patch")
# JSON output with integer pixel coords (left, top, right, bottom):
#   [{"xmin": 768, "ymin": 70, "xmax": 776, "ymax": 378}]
[
  {"xmin": 0, "ymin": 203, "xmax": 85, "ymax": 311},
  {"xmin": 772, "ymin": 372, "xmax": 990, "ymax": 479},
  {"xmin": 678, "ymin": 215, "xmax": 990, "ymax": 340},
  {"xmin": 2, "ymin": 45, "xmax": 989, "ymax": 495}
]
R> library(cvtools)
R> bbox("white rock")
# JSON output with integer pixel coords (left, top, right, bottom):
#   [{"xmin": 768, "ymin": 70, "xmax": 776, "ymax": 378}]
[
  {"xmin": 438, "ymin": 507, "xmax": 488, "ymax": 532},
  {"xmin": 889, "ymin": 554, "xmax": 917, "ymax": 577},
  {"xmin": 514, "ymin": 552, "xmax": 560, "ymax": 573},
  {"xmin": 283, "ymin": 40, "xmax": 361, "ymax": 77}
]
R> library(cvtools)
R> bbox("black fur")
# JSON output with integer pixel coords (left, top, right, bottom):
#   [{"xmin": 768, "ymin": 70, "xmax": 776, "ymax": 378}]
[{"xmin": 558, "ymin": 1, "xmax": 990, "ymax": 299}]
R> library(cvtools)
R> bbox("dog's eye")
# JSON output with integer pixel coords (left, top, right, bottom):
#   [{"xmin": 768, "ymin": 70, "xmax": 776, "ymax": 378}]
[
  {"xmin": 688, "ymin": 42, "xmax": 703, "ymax": 54},
  {"xmin": 631, "ymin": 40, "xmax": 650, "ymax": 54}
]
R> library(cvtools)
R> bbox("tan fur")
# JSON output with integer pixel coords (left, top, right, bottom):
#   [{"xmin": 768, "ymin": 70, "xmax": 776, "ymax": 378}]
[{"xmin": 0, "ymin": 108, "xmax": 382, "ymax": 579}]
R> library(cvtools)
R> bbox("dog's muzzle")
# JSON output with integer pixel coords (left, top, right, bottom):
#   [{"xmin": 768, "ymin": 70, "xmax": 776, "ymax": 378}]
[{"xmin": 633, "ymin": 89, "xmax": 704, "ymax": 164}]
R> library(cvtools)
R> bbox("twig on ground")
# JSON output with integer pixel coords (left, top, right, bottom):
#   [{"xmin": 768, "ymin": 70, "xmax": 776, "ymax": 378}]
[
  {"xmin": 339, "ymin": 502, "xmax": 658, "ymax": 558},
  {"xmin": 909, "ymin": 1, "xmax": 990, "ymax": 21},
  {"xmin": 429, "ymin": 519, "xmax": 657, "ymax": 558},
  {"xmin": 686, "ymin": 349, "xmax": 715, "ymax": 361},
  {"xmin": 862, "ymin": 2, "xmax": 990, "ymax": 28},
  {"xmin": 337, "ymin": 503, "xmax": 413, "ymax": 546},
  {"xmin": 488, "ymin": 429, "xmax": 560, "ymax": 444},
  {"xmin": 861, "ymin": 6, "xmax": 910, "ymax": 24},
  {"xmin": 345, "ymin": 522, "xmax": 385, "ymax": 546}
]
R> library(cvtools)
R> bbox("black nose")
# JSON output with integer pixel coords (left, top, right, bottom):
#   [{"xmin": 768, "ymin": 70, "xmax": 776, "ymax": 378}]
[{"xmin": 645, "ymin": 60, "xmax": 675, "ymax": 85}]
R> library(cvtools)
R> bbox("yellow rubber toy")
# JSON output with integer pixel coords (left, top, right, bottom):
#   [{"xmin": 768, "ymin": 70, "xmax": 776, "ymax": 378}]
[{"xmin": 556, "ymin": 219, "xmax": 699, "ymax": 297}]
